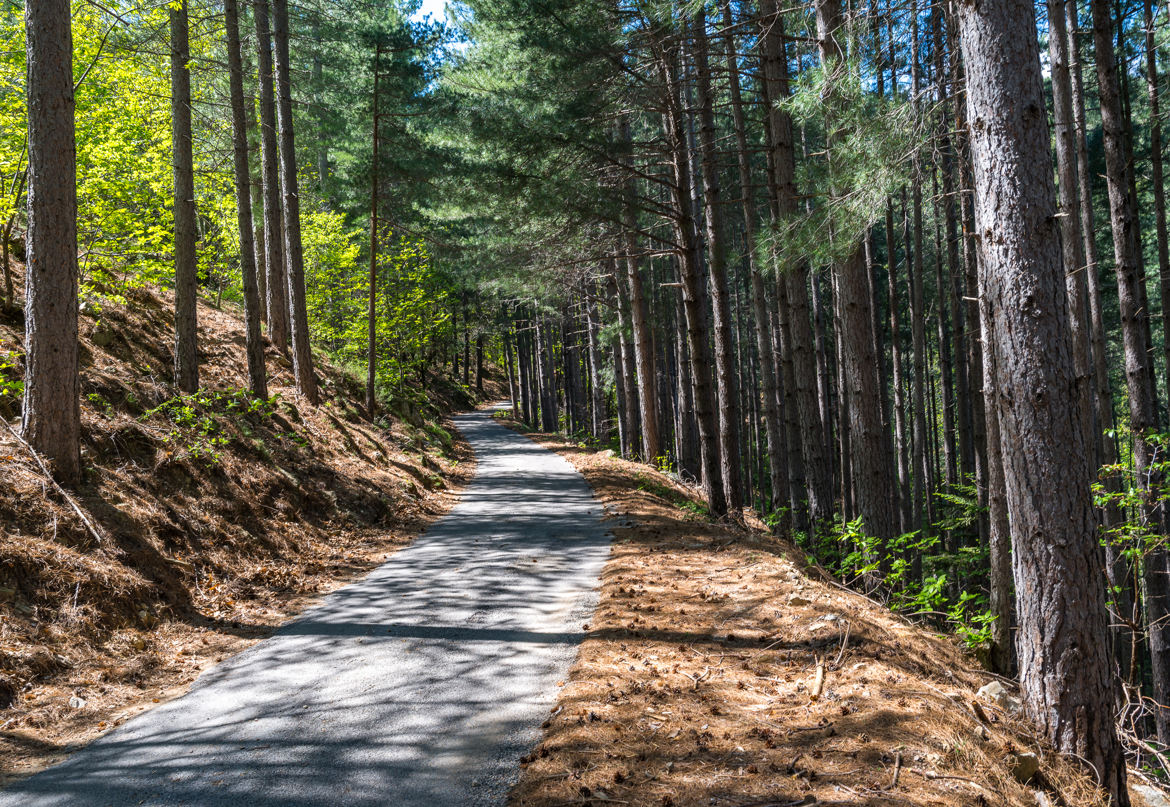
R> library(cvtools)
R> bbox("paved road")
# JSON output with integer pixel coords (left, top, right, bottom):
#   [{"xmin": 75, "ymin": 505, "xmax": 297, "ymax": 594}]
[{"xmin": 0, "ymin": 408, "xmax": 610, "ymax": 806}]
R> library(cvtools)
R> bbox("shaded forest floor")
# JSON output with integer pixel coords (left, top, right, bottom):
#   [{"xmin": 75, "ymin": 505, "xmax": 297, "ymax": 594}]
[
  {"xmin": 502, "ymin": 421, "xmax": 1147, "ymax": 807},
  {"xmin": 0, "ymin": 283, "xmax": 488, "ymax": 784}
]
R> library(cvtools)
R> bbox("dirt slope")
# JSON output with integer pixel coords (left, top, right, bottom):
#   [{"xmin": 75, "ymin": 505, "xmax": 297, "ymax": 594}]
[
  {"xmin": 505, "ymin": 425, "xmax": 1159, "ymax": 807},
  {"xmin": 0, "ymin": 284, "xmax": 479, "ymax": 783}
]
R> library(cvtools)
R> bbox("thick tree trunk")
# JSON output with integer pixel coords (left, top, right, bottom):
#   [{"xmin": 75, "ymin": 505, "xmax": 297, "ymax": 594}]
[
  {"xmin": 225, "ymin": 0, "xmax": 267, "ymax": 399},
  {"xmin": 958, "ymin": 0, "xmax": 1127, "ymax": 797},
  {"xmin": 23, "ymin": 0, "xmax": 80, "ymax": 485},
  {"xmin": 253, "ymin": 0, "xmax": 288, "ymax": 354},
  {"xmin": 271, "ymin": 0, "xmax": 318, "ymax": 404},
  {"xmin": 1092, "ymin": 0, "xmax": 1170, "ymax": 746},
  {"xmin": 171, "ymin": 0, "xmax": 198, "ymax": 394}
]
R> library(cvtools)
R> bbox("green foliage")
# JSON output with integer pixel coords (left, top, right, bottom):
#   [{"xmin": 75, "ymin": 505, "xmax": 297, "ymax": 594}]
[
  {"xmin": 142, "ymin": 388, "xmax": 279, "ymax": 465},
  {"xmin": 1094, "ymin": 429, "xmax": 1170, "ymax": 596},
  {"xmin": 812, "ymin": 516, "xmax": 995, "ymax": 652},
  {"xmin": 306, "ymin": 230, "xmax": 455, "ymax": 397},
  {"xmin": 768, "ymin": 56, "xmax": 920, "ymax": 275}
]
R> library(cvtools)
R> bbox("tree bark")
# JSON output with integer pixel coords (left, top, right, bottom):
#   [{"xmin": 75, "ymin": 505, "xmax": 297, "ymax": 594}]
[
  {"xmin": 758, "ymin": 0, "xmax": 831, "ymax": 527},
  {"xmin": 958, "ymin": 0, "xmax": 1127, "ymax": 796},
  {"xmin": 619, "ymin": 120, "xmax": 660, "ymax": 464},
  {"xmin": 225, "ymin": 0, "xmax": 267, "ymax": 400},
  {"xmin": 271, "ymin": 0, "xmax": 318, "ymax": 404},
  {"xmin": 908, "ymin": 3, "xmax": 929, "ymax": 540},
  {"xmin": 171, "ymin": 0, "xmax": 198, "ymax": 394},
  {"xmin": 1092, "ymin": 0, "xmax": 1170, "ymax": 746},
  {"xmin": 657, "ymin": 41, "xmax": 725, "ymax": 515},
  {"xmin": 253, "ymin": 0, "xmax": 288, "ymax": 354},
  {"xmin": 691, "ymin": 9, "xmax": 742, "ymax": 513},
  {"xmin": 23, "ymin": 0, "xmax": 80, "ymax": 485},
  {"xmin": 1145, "ymin": 0, "xmax": 1170, "ymax": 409},
  {"xmin": 816, "ymin": 0, "xmax": 895, "ymax": 545},
  {"xmin": 723, "ymin": 0, "xmax": 786, "ymax": 526},
  {"xmin": 367, "ymin": 42, "xmax": 381, "ymax": 416}
]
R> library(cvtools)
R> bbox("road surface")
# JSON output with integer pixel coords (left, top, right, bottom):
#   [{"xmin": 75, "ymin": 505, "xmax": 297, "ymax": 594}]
[{"xmin": 0, "ymin": 408, "xmax": 609, "ymax": 806}]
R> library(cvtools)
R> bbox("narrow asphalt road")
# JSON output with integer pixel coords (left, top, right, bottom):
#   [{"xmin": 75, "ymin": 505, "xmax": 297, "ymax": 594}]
[{"xmin": 0, "ymin": 408, "xmax": 610, "ymax": 806}]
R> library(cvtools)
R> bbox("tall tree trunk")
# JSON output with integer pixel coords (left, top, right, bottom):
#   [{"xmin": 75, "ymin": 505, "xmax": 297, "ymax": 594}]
[
  {"xmin": 980, "ymin": 301, "xmax": 1015, "ymax": 675},
  {"xmin": 886, "ymin": 203, "xmax": 909, "ymax": 532},
  {"xmin": 758, "ymin": 0, "xmax": 831, "ymax": 527},
  {"xmin": 504, "ymin": 328, "xmax": 518, "ymax": 419},
  {"xmin": 657, "ymin": 41, "xmax": 726, "ymax": 515},
  {"xmin": 619, "ymin": 121, "xmax": 661, "ymax": 464},
  {"xmin": 271, "ymin": 0, "xmax": 318, "ymax": 404},
  {"xmin": 1092, "ymin": 0, "xmax": 1170, "ymax": 746},
  {"xmin": 692, "ymin": 9, "xmax": 742, "ymax": 513},
  {"xmin": 585, "ymin": 285, "xmax": 606, "ymax": 440},
  {"xmin": 242, "ymin": 34, "xmax": 266, "ymax": 324},
  {"xmin": 23, "ymin": 0, "xmax": 80, "ymax": 485},
  {"xmin": 171, "ymin": 0, "xmax": 198, "ymax": 393},
  {"xmin": 365, "ymin": 45, "xmax": 379, "ymax": 414},
  {"xmin": 1146, "ymin": 0, "xmax": 1170, "ymax": 408},
  {"xmin": 1067, "ymin": 0, "xmax": 1114, "ymax": 463},
  {"xmin": 1049, "ymin": 0, "xmax": 1093, "ymax": 462},
  {"xmin": 463, "ymin": 300, "xmax": 471, "ymax": 387},
  {"xmin": 931, "ymin": 170, "xmax": 957, "ymax": 489},
  {"xmin": 225, "ymin": 0, "xmax": 267, "ymax": 399},
  {"xmin": 942, "ymin": 15, "xmax": 973, "ymax": 488},
  {"xmin": 672, "ymin": 266, "xmax": 700, "ymax": 479},
  {"xmin": 366, "ymin": 42, "xmax": 380, "ymax": 417},
  {"xmin": 908, "ymin": 2, "xmax": 929, "ymax": 539},
  {"xmin": 476, "ymin": 332, "xmax": 485, "ymax": 395},
  {"xmin": 958, "ymin": 0, "xmax": 1127, "ymax": 797},
  {"xmin": 816, "ymin": 0, "xmax": 895, "ymax": 545},
  {"xmin": 723, "ymin": 0, "xmax": 785, "ymax": 526},
  {"xmin": 253, "ymin": 0, "xmax": 288, "ymax": 354},
  {"xmin": 516, "ymin": 316, "xmax": 532, "ymax": 426}
]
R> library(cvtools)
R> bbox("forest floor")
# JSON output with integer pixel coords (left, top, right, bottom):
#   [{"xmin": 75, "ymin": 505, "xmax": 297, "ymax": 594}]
[
  {"xmin": 0, "ymin": 284, "xmax": 488, "ymax": 785},
  {"xmin": 501, "ymin": 421, "xmax": 1154, "ymax": 807}
]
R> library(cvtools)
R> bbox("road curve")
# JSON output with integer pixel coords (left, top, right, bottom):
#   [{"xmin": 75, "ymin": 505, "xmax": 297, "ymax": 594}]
[{"xmin": 0, "ymin": 408, "xmax": 610, "ymax": 806}]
